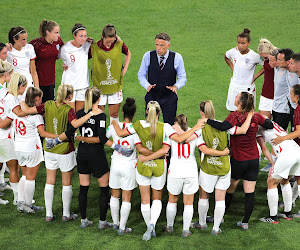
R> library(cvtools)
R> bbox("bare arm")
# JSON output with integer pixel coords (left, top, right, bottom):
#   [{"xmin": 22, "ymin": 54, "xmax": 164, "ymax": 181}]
[
  {"xmin": 122, "ymin": 49, "xmax": 131, "ymax": 76},
  {"xmin": 170, "ymin": 120, "xmax": 202, "ymax": 143},
  {"xmin": 271, "ymin": 124, "xmax": 300, "ymax": 145},
  {"xmin": 30, "ymin": 60, "xmax": 39, "ymax": 88},
  {"xmin": 256, "ymin": 136, "xmax": 274, "ymax": 166},
  {"xmin": 21, "ymin": 102, "xmax": 38, "ymax": 115},
  {"xmin": 37, "ymin": 125, "xmax": 57, "ymax": 139},
  {"xmin": 136, "ymin": 144, "xmax": 153, "ymax": 156},
  {"xmin": 225, "ymin": 55, "xmax": 234, "ymax": 71},
  {"xmin": 199, "ymin": 145, "xmax": 230, "ymax": 156},
  {"xmin": 138, "ymin": 144, "xmax": 170, "ymax": 162},
  {"xmin": 251, "ymin": 68, "xmax": 264, "ymax": 85},
  {"xmin": 112, "ymin": 120, "xmax": 130, "ymax": 137},
  {"xmin": 0, "ymin": 117, "xmax": 12, "ymax": 129},
  {"xmin": 70, "ymin": 108, "xmax": 103, "ymax": 128}
]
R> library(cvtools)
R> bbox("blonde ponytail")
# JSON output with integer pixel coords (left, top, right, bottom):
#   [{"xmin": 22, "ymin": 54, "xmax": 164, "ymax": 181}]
[
  {"xmin": 56, "ymin": 84, "xmax": 73, "ymax": 106},
  {"xmin": 146, "ymin": 101, "xmax": 161, "ymax": 138},
  {"xmin": 84, "ymin": 87, "xmax": 101, "ymax": 113},
  {"xmin": 8, "ymin": 73, "xmax": 27, "ymax": 97}
]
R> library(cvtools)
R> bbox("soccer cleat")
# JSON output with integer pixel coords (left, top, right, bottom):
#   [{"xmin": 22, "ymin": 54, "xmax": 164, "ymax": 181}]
[
  {"xmin": 46, "ymin": 215, "xmax": 56, "ymax": 222},
  {"xmin": 206, "ymin": 216, "xmax": 224, "ymax": 224},
  {"xmin": 0, "ymin": 198, "xmax": 9, "ymax": 205},
  {"xmin": 259, "ymin": 216, "xmax": 279, "ymax": 224},
  {"xmin": 293, "ymin": 212, "xmax": 300, "ymax": 218},
  {"xmin": 181, "ymin": 230, "xmax": 192, "ymax": 238},
  {"xmin": 62, "ymin": 213, "xmax": 78, "ymax": 222},
  {"xmin": 30, "ymin": 204, "xmax": 44, "ymax": 212},
  {"xmin": 17, "ymin": 202, "xmax": 35, "ymax": 214},
  {"xmin": 81, "ymin": 218, "xmax": 93, "ymax": 228},
  {"xmin": 142, "ymin": 224, "xmax": 155, "ymax": 241},
  {"xmin": 163, "ymin": 225, "xmax": 174, "ymax": 233},
  {"xmin": 0, "ymin": 183, "xmax": 12, "ymax": 191},
  {"xmin": 151, "ymin": 228, "xmax": 156, "ymax": 238},
  {"xmin": 237, "ymin": 221, "xmax": 248, "ymax": 230},
  {"xmin": 98, "ymin": 220, "xmax": 114, "ymax": 230},
  {"xmin": 278, "ymin": 212, "xmax": 293, "ymax": 221},
  {"xmin": 118, "ymin": 227, "xmax": 132, "ymax": 235},
  {"xmin": 112, "ymin": 224, "xmax": 119, "ymax": 231},
  {"xmin": 260, "ymin": 162, "xmax": 272, "ymax": 172},
  {"xmin": 211, "ymin": 228, "xmax": 222, "ymax": 236},
  {"xmin": 191, "ymin": 222, "xmax": 208, "ymax": 230}
]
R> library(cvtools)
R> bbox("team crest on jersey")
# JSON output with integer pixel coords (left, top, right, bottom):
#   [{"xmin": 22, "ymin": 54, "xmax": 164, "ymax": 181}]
[
  {"xmin": 25, "ymin": 51, "xmax": 30, "ymax": 58},
  {"xmin": 245, "ymin": 58, "xmax": 250, "ymax": 64},
  {"xmin": 146, "ymin": 141, "xmax": 152, "ymax": 151},
  {"xmin": 56, "ymin": 44, "xmax": 60, "ymax": 51},
  {"xmin": 212, "ymin": 137, "xmax": 219, "ymax": 149}
]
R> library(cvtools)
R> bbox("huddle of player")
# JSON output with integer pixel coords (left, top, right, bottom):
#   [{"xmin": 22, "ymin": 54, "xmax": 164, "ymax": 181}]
[{"xmin": 1, "ymin": 24, "xmax": 300, "ymax": 241}]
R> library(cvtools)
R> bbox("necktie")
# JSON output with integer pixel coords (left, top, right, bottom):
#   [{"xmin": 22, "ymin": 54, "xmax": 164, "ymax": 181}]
[{"xmin": 159, "ymin": 56, "xmax": 165, "ymax": 70}]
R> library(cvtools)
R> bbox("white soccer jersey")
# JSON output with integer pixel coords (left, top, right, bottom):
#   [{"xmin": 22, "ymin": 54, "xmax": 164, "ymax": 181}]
[
  {"xmin": 257, "ymin": 121, "xmax": 298, "ymax": 157},
  {"xmin": 59, "ymin": 42, "xmax": 90, "ymax": 90},
  {"xmin": 0, "ymin": 82, "xmax": 8, "ymax": 89},
  {"xmin": 166, "ymin": 127, "xmax": 198, "ymax": 179},
  {"xmin": 225, "ymin": 48, "xmax": 263, "ymax": 86},
  {"xmin": 9, "ymin": 112, "xmax": 44, "ymax": 152},
  {"xmin": 7, "ymin": 44, "xmax": 36, "ymax": 86},
  {"xmin": 286, "ymin": 72, "xmax": 299, "ymax": 109},
  {"xmin": 0, "ymin": 88, "xmax": 19, "ymax": 139},
  {"xmin": 273, "ymin": 67, "xmax": 289, "ymax": 113},
  {"xmin": 106, "ymin": 122, "xmax": 140, "ymax": 165}
]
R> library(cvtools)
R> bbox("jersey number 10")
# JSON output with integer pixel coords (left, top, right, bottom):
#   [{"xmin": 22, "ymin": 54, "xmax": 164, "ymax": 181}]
[{"xmin": 177, "ymin": 143, "xmax": 190, "ymax": 159}]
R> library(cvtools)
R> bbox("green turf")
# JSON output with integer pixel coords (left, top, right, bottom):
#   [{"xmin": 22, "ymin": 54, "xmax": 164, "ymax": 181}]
[{"xmin": 1, "ymin": 0, "xmax": 300, "ymax": 249}]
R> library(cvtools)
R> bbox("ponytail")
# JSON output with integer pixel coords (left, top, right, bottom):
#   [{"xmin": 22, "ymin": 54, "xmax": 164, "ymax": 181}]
[
  {"xmin": 84, "ymin": 87, "xmax": 101, "ymax": 113},
  {"xmin": 56, "ymin": 84, "xmax": 73, "ymax": 106},
  {"xmin": 200, "ymin": 100, "xmax": 215, "ymax": 119},
  {"xmin": 146, "ymin": 101, "xmax": 161, "ymax": 138},
  {"xmin": 239, "ymin": 92, "xmax": 254, "ymax": 113},
  {"xmin": 175, "ymin": 114, "xmax": 188, "ymax": 131}
]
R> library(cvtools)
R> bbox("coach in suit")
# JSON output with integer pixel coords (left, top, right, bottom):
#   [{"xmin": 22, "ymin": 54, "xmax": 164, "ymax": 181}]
[{"xmin": 138, "ymin": 33, "xmax": 187, "ymax": 125}]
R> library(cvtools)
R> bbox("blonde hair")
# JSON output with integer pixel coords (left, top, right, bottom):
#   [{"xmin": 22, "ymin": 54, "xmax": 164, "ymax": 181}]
[
  {"xmin": 56, "ymin": 84, "xmax": 73, "ymax": 106},
  {"xmin": 175, "ymin": 114, "xmax": 188, "ymax": 131},
  {"xmin": 25, "ymin": 87, "xmax": 43, "ymax": 107},
  {"xmin": 200, "ymin": 100, "xmax": 215, "ymax": 119},
  {"xmin": 258, "ymin": 38, "xmax": 277, "ymax": 55},
  {"xmin": 146, "ymin": 101, "xmax": 161, "ymax": 138},
  {"xmin": 84, "ymin": 87, "xmax": 101, "ymax": 113},
  {"xmin": 0, "ymin": 60, "xmax": 13, "ymax": 76},
  {"xmin": 39, "ymin": 20, "xmax": 59, "ymax": 37},
  {"xmin": 8, "ymin": 73, "xmax": 27, "ymax": 96}
]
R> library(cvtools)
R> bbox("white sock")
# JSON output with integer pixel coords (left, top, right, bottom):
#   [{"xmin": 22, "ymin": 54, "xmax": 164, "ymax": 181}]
[
  {"xmin": 198, "ymin": 199, "xmax": 209, "ymax": 225},
  {"xmin": 292, "ymin": 183, "xmax": 298, "ymax": 203},
  {"xmin": 281, "ymin": 184, "xmax": 292, "ymax": 212},
  {"xmin": 10, "ymin": 182, "xmax": 18, "ymax": 203},
  {"xmin": 24, "ymin": 180, "xmax": 35, "ymax": 207},
  {"xmin": 44, "ymin": 184, "xmax": 54, "ymax": 217},
  {"xmin": 0, "ymin": 163, "xmax": 6, "ymax": 184},
  {"xmin": 62, "ymin": 185, "xmax": 73, "ymax": 217},
  {"xmin": 150, "ymin": 200, "xmax": 162, "ymax": 226},
  {"xmin": 141, "ymin": 203, "xmax": 151, "ymax": 227},
  {"xmin": 183, "ymin": 205, "xmax": 193, "ymax": 231},
  {"xmin": 119, "ymin": 201, "xmax": 131, "ymax": 230},
  {"xmin": 267, "ymin": 188, "xmax": 278, "ymax": 216},
  {"xmin": 110, "ymin": 116, "xmax": 119, "ymax": 124},
  {"xmin": 18, "ymin": 176, "xmax": 26, "ymax": 203},
  {"xmin": 213, "ymin": 200, "xmax": 225, "ymax": 231},
  {"xmin": 110, "ymin": 196, "xmax": 120, "ymax": 225},
  {"xmin": 166, "ymin": 202, "xmax": 177, "ymax": 227},
  {"xmin": 298, "ymin": 185, "xmax": 300, "ymax": 199}
]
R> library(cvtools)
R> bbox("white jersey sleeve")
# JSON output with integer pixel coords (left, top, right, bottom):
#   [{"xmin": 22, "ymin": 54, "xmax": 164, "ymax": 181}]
[{"xmin": 225, "ymin": 48, "xmax": 236, "ymax": 59}]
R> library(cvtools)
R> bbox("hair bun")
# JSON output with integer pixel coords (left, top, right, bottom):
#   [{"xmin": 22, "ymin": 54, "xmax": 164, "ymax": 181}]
[
  {"xmin": 125, "ymin": 97, "xmax": 135, "ymax": 106},
  {"xmin": 244, "ymin": 28, "xmax": 250, "ymax": 34}
]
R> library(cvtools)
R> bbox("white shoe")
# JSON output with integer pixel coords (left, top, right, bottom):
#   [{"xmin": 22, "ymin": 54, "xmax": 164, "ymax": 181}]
[
  {"xmin": 0, "ymin": 183, "xmax": 11, "ymax": 191},
  {"xmin": 0, "ymin": 198, "xmax": 9, "ymax": 205}
]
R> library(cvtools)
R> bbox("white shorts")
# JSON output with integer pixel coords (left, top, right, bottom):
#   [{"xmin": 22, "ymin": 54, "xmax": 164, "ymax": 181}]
[
  {"xmin": 70, "ymin": 88, "xmax": 87, "ymax": 102},
  {"xmin": 258, "ymin": 95, "xmax": 274, "ymax": 112},
  {"xmin": 0, "ymin": 138, "xmax": 17, "ymax": 162},
  {"xmin": 226, "ymin": 81, "xmax": 256, "ymax": 111},
  {"xmin": 167, "ymin": 176, "xmax": 198, "ymax": 195},
  {"xmin": 270, "ymin": 146, "xmax": 300, "ymax": 180},
  {"xmin": 44, "ymin": 151, "xmax": 76, "ymax": 172},
  {"xmin": 16, "ymin": 149, "xmax": 44, "ymax": 168},
  {"xmin": 136, "ymin": 161, "xmax": 167, "ymax": 190},
  {"xmin": 99, "ymin": 90, "xmax": 123, "ymax": 106},
  {"xmin": 199, "ymin": 168, "xmax": 231, "ymax": 194},
  {"xmin": 109, "ymin": 159, "xmax": 137, "ymax": 190}
]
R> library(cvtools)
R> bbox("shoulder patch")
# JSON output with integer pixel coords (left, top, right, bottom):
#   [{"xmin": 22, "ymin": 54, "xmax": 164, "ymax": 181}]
[{"xmin": 100, "ymin": 120, "xmax": 106, "ymax": 128}]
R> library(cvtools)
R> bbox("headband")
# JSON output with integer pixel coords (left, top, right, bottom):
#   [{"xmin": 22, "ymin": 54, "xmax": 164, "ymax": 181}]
[
  {"xmin": 72, "ymin": 27, "xmax": 86, "ymax": 34},
  {"xmin": 13, "ymin": 30, "xmax": 26, "ymax": 37}
]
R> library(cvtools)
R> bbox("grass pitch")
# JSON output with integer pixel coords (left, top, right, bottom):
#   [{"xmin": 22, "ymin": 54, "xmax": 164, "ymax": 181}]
[{"xmin": 1, "ymin": 0, "xmax": 300, "ymax": 249}]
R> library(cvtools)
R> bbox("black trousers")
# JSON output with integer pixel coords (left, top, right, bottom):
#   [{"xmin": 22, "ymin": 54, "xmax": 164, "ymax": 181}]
[
  {"xmin": 40, "ymin": 84, "xmax": 55, "ymax": 103},
  {"xmin": 145, "ymin": 91, "xmax": 178, "ymax": 125}
]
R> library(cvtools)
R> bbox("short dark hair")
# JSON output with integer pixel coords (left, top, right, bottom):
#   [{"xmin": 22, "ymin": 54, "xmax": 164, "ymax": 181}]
[
  {"xmin": 0, "ymin": 42, "xmax": 6, "ymax": 52},
  {"xmin": 278, "ymin": 48, "xmax": 294, "ymax": 61},
  {"xmin": 155, "ymin": 33, "xmax": 170, "ymax": 42},
  {"xmin": 292, "ymin": 53, "xmax": 300, "ymax": 63}
]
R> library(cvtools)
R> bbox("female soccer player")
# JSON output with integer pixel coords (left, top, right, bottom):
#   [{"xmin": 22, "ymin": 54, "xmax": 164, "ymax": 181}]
[
  {"xmin": 90, "ymin": 24, "xmax": 131, "ymax": 124},
  {"xmin": 30, "ymin": 20, "xmax": 63, "ymax": 102},
  {"xmin": 0, "ymin": 43, "xmax": 8, "ymax": 62},
  {"xmin": 225, "ymin": 28, "xmax": 263, "ymax": 111},
  {"xmin": 2, "ymin": 87, "xmax": 58, "ymax": 213},
  {"xmin": 21, "ymin": 84, "xmax": 103, "ymax": 222},
  {"xmin": 59, "ymin": 23, "xmax": 92, "ymax": 112},
  {"xmin": 201, "ymin": 92, "xmax": 273, "ymax": 230},
  {"xmin": 7, "ymin": 27, "xmax": 39, "ymax": 90},
  {"xmin": 113, "ymin": 101, "xmax": 202, "ymax": 240},
  {"xmin": 74, "ymin": 88, "xmax": 133, "ymax": 229},
  {"xmin": 0, "ymin": 72, "xmax": 28, "ymax": 205}
]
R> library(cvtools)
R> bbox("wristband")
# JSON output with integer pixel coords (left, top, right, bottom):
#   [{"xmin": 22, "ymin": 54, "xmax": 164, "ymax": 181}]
[{"xmin": 89, "ymin": 111, "xmax": 94, "ymax": 116}]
